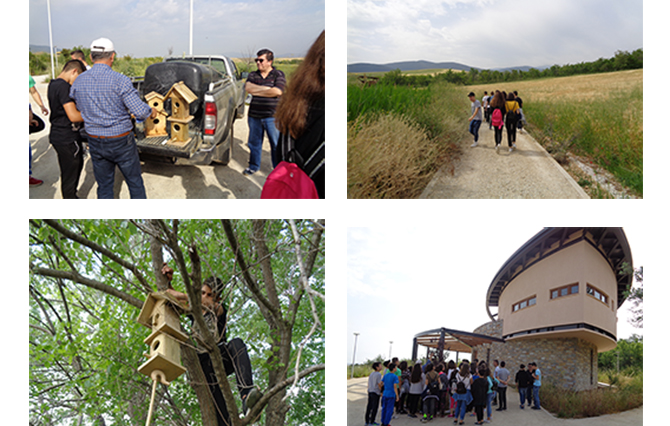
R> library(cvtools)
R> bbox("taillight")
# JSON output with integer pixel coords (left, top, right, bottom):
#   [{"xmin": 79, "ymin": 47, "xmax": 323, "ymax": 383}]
[{"xmin": 204, "ymin": 102, "xmax": 217, "ymax": 135}]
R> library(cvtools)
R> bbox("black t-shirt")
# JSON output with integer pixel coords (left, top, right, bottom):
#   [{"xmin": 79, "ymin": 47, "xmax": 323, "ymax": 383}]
[{"xmin": 47, "ymin": 78, "xmax": 81, "ymax": 144}]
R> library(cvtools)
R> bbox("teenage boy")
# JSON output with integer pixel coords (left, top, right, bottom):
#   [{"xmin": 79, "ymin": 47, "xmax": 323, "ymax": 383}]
[
  {"xmin": 366, "ymin": 362, "xmax": 383, "ymax": 426},
  {"xmin": 467, "ymin": 92, "xmax": 482, "ymax": 147},
  {"xmin": 47, "ymin": 59, "xmax": 87, "ymax": 198}
]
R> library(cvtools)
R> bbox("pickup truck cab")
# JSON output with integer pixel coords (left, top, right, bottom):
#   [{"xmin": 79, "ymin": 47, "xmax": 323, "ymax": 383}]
[{"xmin": 133, "ymin": 55, "xmax": 246, "ymax": 165}]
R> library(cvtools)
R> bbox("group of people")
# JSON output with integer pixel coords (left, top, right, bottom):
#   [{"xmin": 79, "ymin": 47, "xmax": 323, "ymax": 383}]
[
  {"xmin": 29, "ymin": 31, "xmax": 325, "ymax": 199},
  {"xmin": 365, "ymin": 357, "xmax": 542, "ymax": 426},
  {"xmin": 467, "ymin": 90, "xmax": 526, "ymax": 152}
]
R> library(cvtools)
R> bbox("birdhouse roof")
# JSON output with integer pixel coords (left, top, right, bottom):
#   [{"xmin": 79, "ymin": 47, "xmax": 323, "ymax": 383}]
[
  {"xmin": 165, "ymin": 81, "xmax": 198, "ymax": 105},
  {"xmin": 144, "ymin": 91, "xmax": 165, "ymax": 102},
  {"xmin": 137, "ymin": 292, "xmax": 188, "ymax": 330}
]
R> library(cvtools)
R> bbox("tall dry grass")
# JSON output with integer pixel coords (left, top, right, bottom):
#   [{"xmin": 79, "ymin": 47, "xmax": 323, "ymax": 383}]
[{"xmin": 347, "ymin": 82, "xmax": 466, "ymax": 198}]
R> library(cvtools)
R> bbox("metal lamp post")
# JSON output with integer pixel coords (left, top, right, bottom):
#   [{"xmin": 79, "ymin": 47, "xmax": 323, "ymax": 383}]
[{"xmin": 351, "ymin": 333, "xmax": 360, "ymax": 379}]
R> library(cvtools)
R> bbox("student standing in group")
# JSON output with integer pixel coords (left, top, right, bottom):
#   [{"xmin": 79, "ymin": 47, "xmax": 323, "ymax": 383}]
[
  {"xmin": 471, "ymin": 365, "xmax": 489, "ymax": 425},
  {"xmin": 467, "ymin": 92, "xmax": 483, "ymax": 147},
  {"xmin": 452, "ymin": 363, "xmax": 473, "ymax": 425},
  {"xmin": 366, "ymin": 362, "xmax": 383, "ymax": 426},
  {"xmin": 47, "ymin": 59, "xmax": 87, "ymax": 198},
  {"xmin": 380, "ymin": 363, "xmax": 400, "ymax": 426},
  {"xmin": 408, "ymin": 363, "xmax": 425, "ymax": 418},
  {"xmin": 514, "ymin": 364, "xmax": 532, "ymax": 409},
  {"xmin": 504, "ymin": 93, "xmax": 521, "ymax": 152},
  {"xmin": 530, "ymin": 362, "xmax": 542, "ymax": 409},
  {"xmin": 495, "ymin": 361, "xmax": 510, "ymax": 411}
]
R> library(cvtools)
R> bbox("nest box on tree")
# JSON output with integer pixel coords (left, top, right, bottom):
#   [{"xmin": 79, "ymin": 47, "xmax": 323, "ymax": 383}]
[
  {"xmin": 143, "ymin": 92, "xmax": 167, "ymax": 137},
  {"xmin": 136, "ymin": 292, "xmax": 189, "ymax": 384},
  {"xmin": 165, "ymin": 81, "xmax": 198, "ymax": 144}
]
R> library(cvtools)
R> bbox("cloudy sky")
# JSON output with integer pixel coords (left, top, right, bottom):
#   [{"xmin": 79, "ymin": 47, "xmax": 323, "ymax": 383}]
[
  {"xmin": 348, "ymin": 224, "xmax": 646, "ymax": 364},
  {"xmin": 347, "ymin": 0, "xmax": 643, "ymax": 69},
  {"xmin": 29, "ymin": 0, "xmax": 324, "ymax": 58}
]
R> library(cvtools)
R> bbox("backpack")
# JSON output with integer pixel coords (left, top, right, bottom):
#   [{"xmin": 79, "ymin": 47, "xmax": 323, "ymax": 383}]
[
  {"xmin": 260, "ymin": 161, "xmax": 318, "ymax": 199},
  {"xmin": 491, "ymin": 108, "xmax": 503, "ymax": 129},
  {"xmin": 261, "ymin": 132, "xmax": 323, "ymax": 199}
]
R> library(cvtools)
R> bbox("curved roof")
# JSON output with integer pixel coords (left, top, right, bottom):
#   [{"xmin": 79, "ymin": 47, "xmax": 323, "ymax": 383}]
[{"xmin": 486, "ymin": 227, "xmax": 633, "ymax": 320}]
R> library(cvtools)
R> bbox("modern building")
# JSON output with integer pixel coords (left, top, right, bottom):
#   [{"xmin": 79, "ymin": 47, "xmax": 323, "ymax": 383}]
[{"xmin": 413, "ymin": 227, "xmax": 633, "ymax": 391}]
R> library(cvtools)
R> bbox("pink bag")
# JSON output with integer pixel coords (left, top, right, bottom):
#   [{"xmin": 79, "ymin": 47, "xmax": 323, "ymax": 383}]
[{"xmin": 261, "ymin": 161, "xmax": 319, "ymax": 199}]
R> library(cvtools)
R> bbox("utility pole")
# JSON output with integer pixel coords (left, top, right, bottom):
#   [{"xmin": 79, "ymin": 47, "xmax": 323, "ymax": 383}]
[
  {"xmin": 46, "ymin": 0, "xmax": 55, "ymax": 79},
  {"xmin": 351, "ymin": 333, "xmax": 360, "ymax": 379},
  {"xmin": 189, "ymin": 0, "xmax": 194, "ymax": 55},
  {"xmin": 389, "ymin": 341, "xmax": 393, "ymax": 359}
]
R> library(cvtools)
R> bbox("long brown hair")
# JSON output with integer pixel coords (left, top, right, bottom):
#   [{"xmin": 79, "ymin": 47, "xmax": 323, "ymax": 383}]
[
  {"xmin": 275, "ymin": 30, "xmax": 325, "ymax": 139},
  {"xmin": 490, "ymin": 91, "xmax": 505, "ymax": 109}
]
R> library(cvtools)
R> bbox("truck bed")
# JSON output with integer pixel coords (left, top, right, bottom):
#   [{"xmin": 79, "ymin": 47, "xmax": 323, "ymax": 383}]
[{"xmin": 136, "ymin": 135, "xmax": 197, "ymax": 159}]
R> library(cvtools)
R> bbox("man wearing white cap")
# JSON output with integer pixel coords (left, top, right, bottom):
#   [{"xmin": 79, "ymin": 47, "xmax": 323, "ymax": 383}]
[{"xmin": 70, "ymin": 37, "xmax": 157, "ymax": 198}]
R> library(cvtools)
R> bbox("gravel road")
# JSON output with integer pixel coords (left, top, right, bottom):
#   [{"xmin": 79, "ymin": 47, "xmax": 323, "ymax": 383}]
[
  {"xmin": 29, "ymin": 76, "xmax": 274, "ymax": 199},
  {"xmin": 419, "ymin": 121, "xmax": 590, "ymax": 199}
]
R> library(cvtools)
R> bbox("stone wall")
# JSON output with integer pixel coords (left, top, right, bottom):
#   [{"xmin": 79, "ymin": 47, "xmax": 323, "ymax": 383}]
[{"xmin": 472, "ymin": 320, "xmax": 598, "ymax": 391}]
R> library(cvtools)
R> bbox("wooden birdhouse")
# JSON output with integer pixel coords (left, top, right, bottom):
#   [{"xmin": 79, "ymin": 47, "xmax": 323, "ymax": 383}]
[
  {"xmin": 166, "ymin": 81, "xmax": 198, "ymax": 144},
  {"xmin": 137, "ymin": 292, "xmax": 189, "ymax": 384},
  {"xmin": 144, "ymin": 91, "xmax": 167, "ymax": 137}
]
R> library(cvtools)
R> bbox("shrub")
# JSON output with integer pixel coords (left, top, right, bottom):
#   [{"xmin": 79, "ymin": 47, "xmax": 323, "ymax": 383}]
[{"xmin": 541, "ymin": 373, "xmax": 642, "ymax": 418}]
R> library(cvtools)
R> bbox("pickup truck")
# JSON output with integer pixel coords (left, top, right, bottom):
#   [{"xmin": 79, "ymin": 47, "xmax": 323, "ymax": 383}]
[{"xmin": 132, "ymin": 55, "xmax": 246, "ymax": 165}]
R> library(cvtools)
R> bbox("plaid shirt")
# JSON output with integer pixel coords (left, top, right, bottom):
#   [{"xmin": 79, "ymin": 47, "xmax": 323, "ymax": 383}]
[{"xmin": 70, "ymin": 63, "xmax": 151, "ymax": 137}]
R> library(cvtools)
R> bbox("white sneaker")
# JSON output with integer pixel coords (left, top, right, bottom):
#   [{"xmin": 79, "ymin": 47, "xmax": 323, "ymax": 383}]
[
  {"xmin": 512, "ymin": 143, "xmax": 517, "ymax": 149},
  {"xmin": 471, "ymin": 141, "xmax": 478, "ymax": 147},
  {"xmin": 509, "ymin": 147, "xmax": 514, "ymax": 152}
]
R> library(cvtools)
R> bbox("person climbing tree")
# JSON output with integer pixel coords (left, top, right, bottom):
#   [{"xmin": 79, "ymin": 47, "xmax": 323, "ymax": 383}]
[{"xmin": 162, "ymin": 264, "xmax": 262, "ymax": 425}]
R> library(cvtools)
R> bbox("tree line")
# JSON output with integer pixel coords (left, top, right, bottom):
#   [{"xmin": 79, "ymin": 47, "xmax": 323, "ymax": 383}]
[{"xmin": 376, "ymin": 49, "xmax": 643, "ymax": 87}]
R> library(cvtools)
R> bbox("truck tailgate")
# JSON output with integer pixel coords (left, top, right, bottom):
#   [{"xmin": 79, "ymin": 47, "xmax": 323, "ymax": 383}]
[{"xmin": 136, "ymin": 136, "xmax": 198, "ymax": 159}]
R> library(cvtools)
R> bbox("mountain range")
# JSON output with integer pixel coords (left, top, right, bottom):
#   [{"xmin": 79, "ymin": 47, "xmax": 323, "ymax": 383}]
[{"xmin": 347, "ymin": 60, "xmax": 545, "ymax": 73}]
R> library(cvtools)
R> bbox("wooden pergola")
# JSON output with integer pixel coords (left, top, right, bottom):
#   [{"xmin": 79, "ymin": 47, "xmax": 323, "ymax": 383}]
[{"xmin": 412, "ymin": 327, "xmax": 505, "ymax": 364}]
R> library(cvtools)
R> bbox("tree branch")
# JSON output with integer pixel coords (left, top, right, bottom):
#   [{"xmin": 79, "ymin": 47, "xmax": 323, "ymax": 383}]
[
  {"xmin": 30, "ymin": 265, "xmax": 143, "ymax": 309},
  {"xmin": 43, "ymin": 219, "xmax": 153, "ymax": 293}
]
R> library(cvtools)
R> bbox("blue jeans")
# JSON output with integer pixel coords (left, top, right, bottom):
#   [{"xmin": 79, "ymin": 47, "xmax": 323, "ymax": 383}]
[
  {"xmin": 533, "ymin": 385, "xmax": 541, "ymax": 408},
  {"xmin": 381, "ymin": 395, "xmax": 395, "ymax": 425},
  {"xmin": 247, "ymin": 116, "xmax": 279, "ymax": 172},
  {"xmin": 88, "ymin": 133, "xmax": 146, "ymax": 199},
  {"xmin": 486, "ymin": 391, "xmax": 495, "ymax": 418},
  {"xmin": 469, "ymin": 119, "xmax": 482, "ymax": 142},
  {"xmin": 518, "ymin": 387, "xmax": 527, "ymax": 408},
  {"xmin": 455, "ymin": 399, "xmax": 467, "ymax": 420}
]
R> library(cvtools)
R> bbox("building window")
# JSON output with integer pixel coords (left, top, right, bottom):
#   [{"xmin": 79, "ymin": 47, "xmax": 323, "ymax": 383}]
[
  {"xmin": 587, "ymin": 284, "xmax": 608, "ymax": 304},
  {"xmin": 513, "ymin": 295, "xmax": 537, "ymax": 313},
  {"xmin": 551, "ymin": 283, "xmax": 579, "ymax": 299}
]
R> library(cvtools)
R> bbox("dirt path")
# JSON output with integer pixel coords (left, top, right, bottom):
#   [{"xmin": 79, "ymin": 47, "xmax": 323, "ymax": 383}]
[{"xmin": 419, "ymin": 120, "xmax": 589, "ymax": 199}]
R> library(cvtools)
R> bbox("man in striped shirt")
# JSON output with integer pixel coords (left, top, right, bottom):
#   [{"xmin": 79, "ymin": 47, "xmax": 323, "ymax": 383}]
[
  {"xmin": 242, "ymin": 49, "xmax": 286, "ymax": 176},
  {"xmin": 70, "ymin": 38, "xmax": 157, "ymax": 198}
]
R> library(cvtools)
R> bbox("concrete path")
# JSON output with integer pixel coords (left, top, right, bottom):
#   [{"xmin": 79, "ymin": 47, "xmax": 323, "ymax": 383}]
[
  {"xmin": 347, "ymin": 378, "xmax": 642, "ymax": 426},
  {"xmin": 419, "ymin": 121, "xmax": 589, "ymax": 199}
]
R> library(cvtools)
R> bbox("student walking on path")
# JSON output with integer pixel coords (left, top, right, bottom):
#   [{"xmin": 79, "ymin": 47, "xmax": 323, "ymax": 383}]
[
  {"xmin": 504, "ymin": 93, "xmax": 521, "ymax": 152},
  {"xmin": 468, "ymin": 92, "xmax": 483, "ymax": 147}
]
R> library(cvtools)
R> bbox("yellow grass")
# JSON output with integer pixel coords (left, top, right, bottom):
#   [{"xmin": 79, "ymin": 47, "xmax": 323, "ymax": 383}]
[{"xmin": 466, "ymin": 69, "xmax": 642, "ymax": 103}]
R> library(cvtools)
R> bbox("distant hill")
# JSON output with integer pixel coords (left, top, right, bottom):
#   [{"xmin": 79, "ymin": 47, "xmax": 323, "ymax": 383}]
[
  {"xmin": 30, "ymin": 45, "xmax": 59, "ymax": 53},
  {"xmin": 348, "ymin": 60, "xmax": 474, "ymax": 73},
  {"xmin": 347, "ymin": 60, "xmax": 546, "ymax": 73}
]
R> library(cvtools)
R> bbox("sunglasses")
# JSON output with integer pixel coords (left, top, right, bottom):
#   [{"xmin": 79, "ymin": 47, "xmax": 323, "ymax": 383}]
[{"xmin": 255, "ymin": 58, "xmax": 265, "ymax": 63}]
